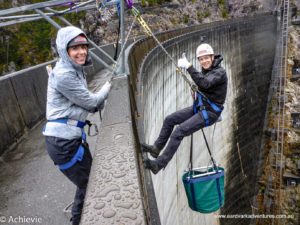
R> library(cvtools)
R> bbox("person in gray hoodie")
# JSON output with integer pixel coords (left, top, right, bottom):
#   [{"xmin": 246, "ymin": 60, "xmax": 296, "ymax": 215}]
[{"xmin": 43, "ymin": 26, "xmax": 111, "ymax": 225}]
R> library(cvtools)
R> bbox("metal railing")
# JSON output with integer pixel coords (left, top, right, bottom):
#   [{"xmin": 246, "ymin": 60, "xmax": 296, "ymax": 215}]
[
  {"xmin": 0, "ymin": 0, "xmax": 128, "ymax": 75},
  {"xmin": 264, "ymin": 0, "xmax": 289, "ymax": 223}
]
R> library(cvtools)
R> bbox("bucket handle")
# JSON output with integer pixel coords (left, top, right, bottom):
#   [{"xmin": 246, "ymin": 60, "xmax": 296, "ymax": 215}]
[
  {"xmin": 186, "ymin": 164, "xmax": 220, "ymax": 179},
  {"xmin": 188, "ymin": 169, "xmax": 223, "ymax": 179}
]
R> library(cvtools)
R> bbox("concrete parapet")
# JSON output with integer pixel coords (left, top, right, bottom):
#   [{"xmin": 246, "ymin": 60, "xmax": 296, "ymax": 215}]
[
  {"xmin": 9, "ymin": 63, "xmax": 51, "ymax": 128},
  {"xmin": 0, "ymin": 60, "xmax": 55, "ymax": 155},
  {"xmin": 0, "ymin": 78, "xmax": 24, "ymax": 155}
]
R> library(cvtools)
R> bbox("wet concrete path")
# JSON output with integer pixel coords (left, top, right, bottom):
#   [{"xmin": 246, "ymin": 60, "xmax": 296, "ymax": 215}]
[{"xmin": 0, "ymin": 68, "xmax": 112, "ymax": 225}]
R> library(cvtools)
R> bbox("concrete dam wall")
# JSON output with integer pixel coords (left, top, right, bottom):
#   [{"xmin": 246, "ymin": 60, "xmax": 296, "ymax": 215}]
[{"xmin": 129, "ymin": 14, "xmax": 277, "ymax": 225}]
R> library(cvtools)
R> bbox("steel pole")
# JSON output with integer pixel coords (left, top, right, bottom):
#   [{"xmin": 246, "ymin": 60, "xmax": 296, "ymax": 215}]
[
  {"xmin": 35, "ymin": 8, "xmax": 61, "ymax": 29},
  {"xmin": 120, "ymin": 0, "xmax": 125, "ymax": 75}
]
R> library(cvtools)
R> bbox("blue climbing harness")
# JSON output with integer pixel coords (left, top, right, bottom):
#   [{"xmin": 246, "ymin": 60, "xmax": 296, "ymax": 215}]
[
  {"xmin": 193, "ymin": 92, "xmax": 222, "ymax": 126},
  {"xmin": 43, "ymin": 119, "xmax": 87, "ymax": 170}
]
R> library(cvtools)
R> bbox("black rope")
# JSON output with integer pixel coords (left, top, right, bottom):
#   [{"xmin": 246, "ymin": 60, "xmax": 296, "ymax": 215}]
[
  {"xmin": 190, "ymin": 133, "xmax": 193, "ymax": 170},
  {"xmin": 189, "ymin": 129, "xmax": 217, "ymax": 169},
  {"xmin": 201, "ymin": 129, "xmax": 217, "ymax": 169},
  {"xmin": 114, "ymin": 19, "xmax": 121, "ymax": 60}
]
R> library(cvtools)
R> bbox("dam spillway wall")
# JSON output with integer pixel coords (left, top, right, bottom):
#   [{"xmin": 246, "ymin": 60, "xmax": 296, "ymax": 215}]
[{"xmin": 129, "ymin": 14, "xmax": 277, "ymax": 225}]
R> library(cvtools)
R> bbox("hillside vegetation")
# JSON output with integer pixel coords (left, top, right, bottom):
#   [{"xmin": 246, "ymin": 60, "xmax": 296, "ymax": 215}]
[
  {"xmin": 0, "ymin": 0, "xmax": 266, "ymax": 76},
  {"xmin": 0, "ymin": 0, "xmax": 85, "ymax": 75}
]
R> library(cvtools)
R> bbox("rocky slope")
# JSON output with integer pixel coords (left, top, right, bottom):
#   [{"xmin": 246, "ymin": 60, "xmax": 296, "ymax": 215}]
[
  {"xmin": 281, "ymin": 24, "xmax": 300, "ymax": 224},
  {"xmin": 256, "ymin": 15, "xmax": 300, "ymax": 225},
  {"xmin": 80, "ymin": 0, "xmax": 271, "ymax": 47}
]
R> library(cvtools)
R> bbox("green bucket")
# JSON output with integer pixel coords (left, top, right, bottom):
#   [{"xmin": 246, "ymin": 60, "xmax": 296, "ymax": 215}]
[{"xmin": 182, "ymin": 167, "xmax": 225, "ymax": 213}]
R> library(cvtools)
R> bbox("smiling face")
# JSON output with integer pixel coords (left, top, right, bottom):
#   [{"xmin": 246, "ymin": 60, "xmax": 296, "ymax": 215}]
[
  {"xmin": 198, "ymin": 55, "xmax": 214, "ymax": 70},
  {"xmin": 67, "ymin": 44, "xmax": 88, "ymax": 65}
]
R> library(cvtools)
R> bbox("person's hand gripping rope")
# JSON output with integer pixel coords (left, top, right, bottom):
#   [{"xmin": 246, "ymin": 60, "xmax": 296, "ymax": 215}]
[{"xmin": 177, "ymin": 53, "xmax": 192, "ymax": 69}]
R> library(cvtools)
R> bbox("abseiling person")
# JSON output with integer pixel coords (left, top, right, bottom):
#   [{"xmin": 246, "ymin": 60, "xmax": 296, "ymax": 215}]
[
  {"xmin": 142, "ymin": 43, "xmax": 228, "ymax": 174},
  {"xmin": 43, "ymin": 26, "xmax": 111, "ymax": 225}
]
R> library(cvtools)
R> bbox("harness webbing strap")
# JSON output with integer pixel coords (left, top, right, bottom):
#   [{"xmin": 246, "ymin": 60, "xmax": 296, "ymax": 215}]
[
  {"xmin": 193, "ymin": 92, "xmax": 222, "ymax": 127},
  {"xmin": 81, "ymin": 128, "xmax": 87, "ymax": 142},
  {"xmin": 193, "ymin": 92, "xmax": 221, "ymax": 127},
  {"xmin": 44, "ymin": 118, "xmax": 87, "ymax": 170},
  {"xmin": 124, "ymin": 0, "xmax": 133, "ymax": 9},
  {"xmin": 48, "ymin": 118, "xmax": 86, "ymax": 128},
  {"xmin": 191, "ymin": 183, "xmax": 198, "ymax": 211},
  {"xmin": 206, "ymin": 97, "xmax": 222, "ymax": 113},
  {"xmin": 216, "ymin": 178, "xmax": 223, "ymax": 207},
  {"xmin": 58, "ymin": 145, "xmax": 84, "ymax": 170},
  {"xmin": 44, "ymin": 118, "xmax": 87, "ymax": 141}
]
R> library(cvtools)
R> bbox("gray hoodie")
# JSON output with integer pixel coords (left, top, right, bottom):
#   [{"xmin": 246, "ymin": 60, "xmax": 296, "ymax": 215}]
[{"xmin": 43, "ymin": 26, "xmax": 109, "ymax": 140}]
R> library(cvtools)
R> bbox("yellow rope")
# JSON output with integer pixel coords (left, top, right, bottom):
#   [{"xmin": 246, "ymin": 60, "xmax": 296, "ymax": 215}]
[{"xmin": 136, "ymin": 17, "xmax": 152, "ymax": 37}]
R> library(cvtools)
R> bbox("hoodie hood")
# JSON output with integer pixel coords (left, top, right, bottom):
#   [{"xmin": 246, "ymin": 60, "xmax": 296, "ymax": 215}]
[{"xmin": 56, "ymin": 26, "xmax": 92, "ymax": 70}]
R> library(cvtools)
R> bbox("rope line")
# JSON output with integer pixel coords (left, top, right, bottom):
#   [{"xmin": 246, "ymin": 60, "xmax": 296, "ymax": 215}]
[
  {"xmin": 111, "ymin": 13, "xmax": 137, "ymax": 77},
  {"xmin": 237, "ymin": 141, "xmax": 258, "ymax": 212},
  {"xmin": 236, "ymin": 142, "xmax": 246, "ymax": 178},
  {"xmin": 131, "ymin": 7, "xmax": 208, "ymax": 98}
]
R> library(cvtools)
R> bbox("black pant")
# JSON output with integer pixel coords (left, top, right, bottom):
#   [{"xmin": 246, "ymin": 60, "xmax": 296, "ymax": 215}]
[
  {"xmin": 45, "ymin": 137, "xmax": 92, "ymax": 225},
  {"xmin": 154, "ymin": 106, "xmax": 219, "ymax": 169}
]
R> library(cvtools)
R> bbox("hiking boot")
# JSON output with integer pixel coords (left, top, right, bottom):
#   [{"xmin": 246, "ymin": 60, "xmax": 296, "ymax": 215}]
[
  {"xmin": 143, "ymin": 158, "xmax": 161, "ymax": 174},
  {"xmin": 141, "ymin": 143, "xmax": 160, "ymax": 158}
]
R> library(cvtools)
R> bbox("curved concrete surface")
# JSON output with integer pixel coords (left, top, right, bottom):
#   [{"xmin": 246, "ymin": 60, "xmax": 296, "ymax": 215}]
[{"xmin": 134, "ymin": 14, "xmax": 277, "ymax": 225}]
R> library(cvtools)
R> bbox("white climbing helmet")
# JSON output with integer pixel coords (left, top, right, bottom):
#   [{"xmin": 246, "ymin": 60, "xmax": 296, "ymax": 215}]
[{"xmin": 196, "ymin": 43, "xmax": 214, "ymax": 58}]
